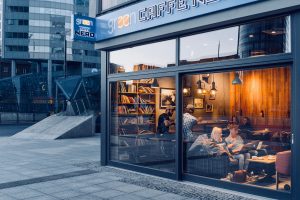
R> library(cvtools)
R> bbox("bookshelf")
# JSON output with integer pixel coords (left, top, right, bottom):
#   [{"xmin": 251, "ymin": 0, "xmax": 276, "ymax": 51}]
[{"xmin": 117, "ymin": 80, "xmax": 156, "ymax": 135}]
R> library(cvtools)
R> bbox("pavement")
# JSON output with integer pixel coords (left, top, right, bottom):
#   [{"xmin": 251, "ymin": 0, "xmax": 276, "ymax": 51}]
[{"xmin": 0, "ymin": 129, "xmax": 276, "ymax": 200}]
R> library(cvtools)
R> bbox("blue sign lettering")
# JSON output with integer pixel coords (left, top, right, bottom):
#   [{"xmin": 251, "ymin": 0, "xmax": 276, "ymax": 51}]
[{"xmin": 73, "ymin": 15, "xmax": 96, "ymax": 42}]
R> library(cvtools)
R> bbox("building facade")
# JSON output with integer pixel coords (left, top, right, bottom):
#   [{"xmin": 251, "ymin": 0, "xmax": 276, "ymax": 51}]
[
  {"xmin": 0, "ymin": 0, "xmax": 100, "ymax": 94},
  {"xmin": 0, "ymin": 0, "xmax": 100, "ymax": 121},
  {"xmin": 93, "ymin": 0, "xmax": 300, "ymax": 199}
]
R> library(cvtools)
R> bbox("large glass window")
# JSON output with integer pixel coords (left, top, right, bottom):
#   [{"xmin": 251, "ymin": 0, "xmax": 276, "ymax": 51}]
[
  {"xmin": 102, "ymin": 0, "xmax": 135, "ymax": 11},
  {"xmin": 110, "ymin": 77, "xmax": 176, "ymax": 172},
  {"xmin": 182, "ymin": 66, "xmax": 291, "ymax": 192},
  {"xmin": 180, "ymin": 16, "xmax": 290, "ymax": 65},
  {"xmin": 109, "ymin": 40, "xmax": 176, "ymax": 74}
]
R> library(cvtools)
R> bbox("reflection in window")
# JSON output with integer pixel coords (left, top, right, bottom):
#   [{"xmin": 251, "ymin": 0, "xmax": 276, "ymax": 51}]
[
  {"xmin": 110, "ymin": 77, "xmax": 176, "ymax": 172},
  {"xmin": 102, "ymin": 0, "xmax": 134, "ymax": 10},
  {"xmin": 180, "ymin": 27, "xmax": 239, "ymax": 65},
  {"xmin": 182, "ymin": 66, "xmax": 291, "ymax": 192},
  {"xmin": 180, "ymin": 16, "xmax": 290, "ymax": 65},
  {"xmin": 109, "ymin": 40, "xmax": 176, "ymax": 74}
]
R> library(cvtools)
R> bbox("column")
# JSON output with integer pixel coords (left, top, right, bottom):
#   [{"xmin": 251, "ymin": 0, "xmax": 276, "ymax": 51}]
[
  {"xmin": 47, "ymin": 59, "xmax": 52, "ymax": 97},
  {"xmin": 11, "ymin": 60, "xmax": 16, "ymax": 77},
  {"xmin": 36, "ymin": 62, "xmax": 41, "ymax": 74}
]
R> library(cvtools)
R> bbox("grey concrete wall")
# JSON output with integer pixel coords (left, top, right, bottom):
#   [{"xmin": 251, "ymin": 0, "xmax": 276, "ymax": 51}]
[{"xmin": 89, "ymin": 0, "xmax": 99, "ymax": 18}]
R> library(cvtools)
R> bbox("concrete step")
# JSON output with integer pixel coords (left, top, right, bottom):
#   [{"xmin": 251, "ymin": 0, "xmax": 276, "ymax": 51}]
[{"xmin": 12, "ymin": 114, "xmax": 94, "ymax": 140}]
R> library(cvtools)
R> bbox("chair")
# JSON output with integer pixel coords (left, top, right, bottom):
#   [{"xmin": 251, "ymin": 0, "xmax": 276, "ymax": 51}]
[{"xmin": 275, "ymin": 150, "xmax": 291, "ymax": 190}]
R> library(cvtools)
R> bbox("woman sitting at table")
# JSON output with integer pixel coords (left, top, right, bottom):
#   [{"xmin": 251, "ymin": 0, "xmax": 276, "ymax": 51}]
[{"xmin": 225, "ymin": 123, "xmax": 250, "ymax": 170}]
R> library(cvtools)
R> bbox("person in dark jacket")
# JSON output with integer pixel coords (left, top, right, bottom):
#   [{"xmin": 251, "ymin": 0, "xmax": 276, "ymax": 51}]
[{"xmin": 157, "ymin": 105, "xmax": 175, "ymax": 134}]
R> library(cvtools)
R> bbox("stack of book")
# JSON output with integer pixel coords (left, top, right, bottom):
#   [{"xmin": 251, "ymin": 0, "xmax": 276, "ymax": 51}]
[
  {"xmin": 133, "ymin": 64, "xmax": 159, "ymax": 71},
  {"xmin": 119, "ymin": 82, "xmax": 126, "ymax": 93},
  {"xmin": 120, "ymin": 95, "xmax": 136, "ymax": 103},
  {"xmin": 118, "ymin": 106, "xmax": 136, "ymax": 114},
  {"xmin": 138, "ymin": 96, "xmax": 154, "ymax": 104},
  {"xmin": 138, "ymin": 106, "xmax": 155, "ymax": 114},
  {"xmin": 138, "ymin": 86, "xmax": 154, "ymax": 93},
  {"xmin": 128, "ymin": 84, "xmax": 136, "ymax": 93}
]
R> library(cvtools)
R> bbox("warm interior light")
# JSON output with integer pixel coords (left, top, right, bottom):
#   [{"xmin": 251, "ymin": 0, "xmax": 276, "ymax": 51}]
[
  {"xmin": 210, "ymin": 75, "xmax": 217, "ymax": 95},
  {"xmin": 210, "ymin": 89, "xmax": 216, "ymax": 95},
  {"xmin": 197, "ymin": 88, "xmax": 203, "ymax": 94},
  {"xmin": 183, "ymin": 88, "xmax": 188, "ymax": 94}
]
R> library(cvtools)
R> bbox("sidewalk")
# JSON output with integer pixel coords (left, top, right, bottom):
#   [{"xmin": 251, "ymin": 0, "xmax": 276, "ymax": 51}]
[{"xmin": 0, "ymin": 135, "xmax": 275, "ymax": 200}]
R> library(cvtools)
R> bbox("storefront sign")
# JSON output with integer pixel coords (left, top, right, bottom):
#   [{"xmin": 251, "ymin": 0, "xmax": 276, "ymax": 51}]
[
  {"xmin": 96, "ymin": 0, "xmax": 264, "ymax": 41},
  {"xmin": 73, "ymin": 15, "xmax": 96, "ymax": 42}
]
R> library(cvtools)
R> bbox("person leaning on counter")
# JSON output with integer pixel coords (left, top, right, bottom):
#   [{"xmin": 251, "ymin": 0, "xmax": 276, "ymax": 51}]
[{"xmin": 157, "ymin": 105, "xmax": 175, "ymax": 134}]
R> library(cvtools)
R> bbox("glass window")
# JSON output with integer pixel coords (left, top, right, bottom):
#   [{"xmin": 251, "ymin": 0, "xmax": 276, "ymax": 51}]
[
  {"xmin": 110, "ymin": 77, "xmax": 176, "ymax": 172},
  {"xmin": 109, "ymin": 40, "xmax": 176, "ymax": 74},
  {"xmin": 102, "ymin": 0, "xmax": 135, "ymax": 11},
  {"xmin": 180, "ymin": 16, "xmax": 290, "ymax": 65},
  {"xmin": 182, "ymin": 66, "xmax": 291, "ymax": 192}
]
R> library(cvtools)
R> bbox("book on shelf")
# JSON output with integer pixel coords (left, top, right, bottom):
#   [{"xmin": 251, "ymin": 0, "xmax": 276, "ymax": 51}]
[
  {"xmin": 133, "ymin": 64, "xmax": 159, "ymax": 72},
  {"xmin": 118, "ymin": 106, "xmax": 137, "ymax": 114},
  {"xmin": 139, "ymin": 79, "xmax": 154, "ymax": 84},
  {"xmin": 138, "ymin": 95, "xmax": 154, "ymax": 104},
  {"xmin": 138, "ymin": 86, "xmax": 154, "ymax": 93},
  {"xmin": 138, "ymin": 105, "xmax": 155, "ymax": 114},
  {"xmin": 119, "ymin": 117, "xmax": 138, "ymax": 125},
  {"xmin": 119, "ymin": 82, "xmax": 126, "ymax": 93},
  {"xmin": 128, "ymin": 85, "xmax": 136, "ymax": 93},
  {"xmin": 120, "ymin": 95, "xmax": 136, "ymax": 103}
]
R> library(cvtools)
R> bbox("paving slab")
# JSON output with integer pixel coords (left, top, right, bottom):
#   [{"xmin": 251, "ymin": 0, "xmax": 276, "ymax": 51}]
[{"xmin": 0, "ymin": 134, "xmax": 276, "ymax": 200}]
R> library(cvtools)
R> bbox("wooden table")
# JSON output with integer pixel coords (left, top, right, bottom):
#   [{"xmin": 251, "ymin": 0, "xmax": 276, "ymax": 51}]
[
  {"xmin": 247, "ymin": 155, "xmax": 276, "ymax": 177},
  {"xmin": 248, "ymin": 155, "xmax": 276, "ymax": 164}
]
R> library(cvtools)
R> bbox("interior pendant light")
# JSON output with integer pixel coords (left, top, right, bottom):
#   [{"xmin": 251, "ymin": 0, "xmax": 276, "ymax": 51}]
[
  {"xmin": 197, "ymin": 76, "xmax": 207, "ymax": 95},
  {"xmin": 151, "ymin": 78, "xmax": 159, "ymax": 88},
  {"xmin": 196, "ymin": 75, "xmax": 203, "ymax": 94},
  {"xmin": 210, "ymin": 74, "xmax": 217, "ymax": 95},
  {"xmin": 232, "ymin": 71, "xmax": 242, "ymax": 85},
  {"xmin": 183, "ymin": 78, "xmax": 190, "ymax": 96}
]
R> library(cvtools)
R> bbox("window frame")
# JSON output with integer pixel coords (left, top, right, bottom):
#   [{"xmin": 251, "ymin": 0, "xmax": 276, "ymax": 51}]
[{"xmin": 100, "ymin": 12, "xmax": 299, "ymax": 200}]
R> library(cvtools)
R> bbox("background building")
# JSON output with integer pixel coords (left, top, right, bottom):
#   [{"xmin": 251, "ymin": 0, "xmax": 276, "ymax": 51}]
[{"xmin": 0, "ymin": 0, "xmax": 100, "ymax": 123}]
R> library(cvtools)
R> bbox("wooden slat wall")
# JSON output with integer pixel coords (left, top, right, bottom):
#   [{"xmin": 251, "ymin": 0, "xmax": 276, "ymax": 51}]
[{"xmin": 230, "ymin": 67, "xmax": 291, "ymax": 129}]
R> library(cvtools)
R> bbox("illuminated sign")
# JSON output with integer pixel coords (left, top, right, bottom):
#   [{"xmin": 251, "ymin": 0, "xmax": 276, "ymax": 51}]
[
  {"xmin": 96, "ymin": 0, "xmax": 264, "ymax": 41},
  {"xmin": 73, "ymin": 15, "xmax": 96, "ymax": 42}
]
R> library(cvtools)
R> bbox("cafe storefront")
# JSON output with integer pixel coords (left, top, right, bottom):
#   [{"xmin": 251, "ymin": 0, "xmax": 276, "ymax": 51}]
[{"xmin": 92, "ymin": 0, "xmax": 300, "ymax": 199}]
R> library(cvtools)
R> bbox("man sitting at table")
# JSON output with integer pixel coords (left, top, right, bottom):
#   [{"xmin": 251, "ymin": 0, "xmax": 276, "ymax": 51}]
[
  {"xmin": 225, "ymin": 123, "xmax": 250, "ymax": 170},
  {"xmin": 183, "ymin": 104, "xmax": 202, "ymax": 141},
  {"xmin": 157, "ymin": 105, "xmax": 175, "ymax": 134}
]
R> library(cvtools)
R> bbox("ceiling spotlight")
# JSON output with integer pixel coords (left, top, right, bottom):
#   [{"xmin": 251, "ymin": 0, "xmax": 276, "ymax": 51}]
[{"xmin": 232, "ymin": 72, "xmax": 242, "ymax": 85}]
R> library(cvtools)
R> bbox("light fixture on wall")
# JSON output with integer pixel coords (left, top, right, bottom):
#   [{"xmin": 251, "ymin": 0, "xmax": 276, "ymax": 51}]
[
  {"xmin": 196, "ymin": 75, "xmax": 207, "ymax": 95},
  {"xmin": 210, "ymin": 74, "xmax": 217, "ymax": 95},
  {"xmin": 183, "ymin": 78, "xmax": 191, "ymax": 96},
  {"xmin": 232, "ymin": 71, "xmax": 242, "ymax": 85},
  {"xmin": 196, "ymin": 75, "xmax": 203, "ymax": 94},
  {"xmin": 151, "ymin": 78, "xmax": 159, "ymax": 88}
]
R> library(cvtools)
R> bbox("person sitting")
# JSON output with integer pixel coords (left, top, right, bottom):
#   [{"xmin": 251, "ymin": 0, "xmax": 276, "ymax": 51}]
[
  {"xmin": 211, "ymin": 127, "xmax": 224, "ymax": 144},
  {"xmin": 183, "ymin": 104, "xmax": 202, "ymax": 141},
  {"xmin": 239, "ymin": 117, "xmax": 255, "ymax": 139},
  {"xmin": 225, "ymin": 123, "xmax": 250, "ymax": 170},
  {"xmin": 157, "ymin": 105, "xmax": 175, "ymax": 134},
  {"xmin": 240, "ymin": 117, "xmax": 253, "ymax": 131}
]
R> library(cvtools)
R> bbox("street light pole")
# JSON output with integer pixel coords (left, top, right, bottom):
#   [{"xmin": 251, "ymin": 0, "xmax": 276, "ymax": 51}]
[{"xmin": 64, "ymin": 35, "xmax": 67, "ymax": 78}]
